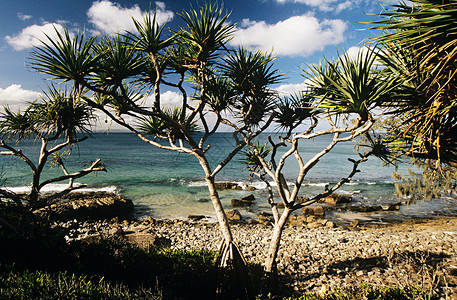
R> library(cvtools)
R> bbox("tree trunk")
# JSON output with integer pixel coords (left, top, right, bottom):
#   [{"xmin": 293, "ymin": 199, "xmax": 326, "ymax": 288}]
[
  {"xmin": 265, "ymin": 207, "xmax": 292, "ymax": 274},
  {"xmin": 204, "ymin": 173, "xmax": 234, "ymax": 245},
  {"xmin": 197, "ymin": 154, "xmax": 253, "ymax": 299},
  {"xmin": 196, "ymin": 154, "xmax": 233, "ymax": 245}
]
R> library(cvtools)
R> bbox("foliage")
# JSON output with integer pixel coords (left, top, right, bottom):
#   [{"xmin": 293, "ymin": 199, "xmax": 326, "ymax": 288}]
[
  {"xmin": 29, "ymin": 5, "xmax": 284, "ymax": 293},
  {"xmin": 241, "ymin": 141, "xmax": 272, "ymax": 175},
  {"xmin": 0, "ymin": 224, "xmax": 266, "ymax": 299},
  {"xmin": 275, "ymin": 92, "xmax": 315, "ymax": 132},
  {"xmin": 0, "ymin": 269, "xmax": 160, "ymax": 299},
  {"xmin": 393, "ymin": 159, "xmax": 457, "ymax": 200},
  {"xmin": 136, "ymin": 106, "xmax": 200, "ymax": 139},
  {"xmin": 307, "ymin": 49, "xmax": 398, "ymax": 121},
  {"xmin": 0, "ymin": 86, "xmax": 104, "ymax": 225},
  {"xmin": 371, "ymin": 0, "xmax": 457, "ymax": 167}
]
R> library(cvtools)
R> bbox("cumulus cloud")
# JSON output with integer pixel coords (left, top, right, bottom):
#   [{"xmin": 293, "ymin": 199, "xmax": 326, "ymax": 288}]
[
  {"xmin": 275, "ymin": 80, "xmax": 310, "ymax": 96},
  {"xmin": 5, "ymin": 23, "xmax": 66, "ymax": 51},
  {"xmin": 87, "ymin": 0, "xmax": 173, "ymax": 34},
  {"xmin": 17, "ymin": 12, "xmax": 32, "ymax": 21},
  {"xmin": 0, "ymin": 85, "xmax": 41, "ymax": 112},
  {"xmin": 230, "ymin": 14, "xmax": 347, "ymax": 57},
  {"xmin": 140, "ymin": 90, "xmax": 184, "ymax": 108},
  {"xmin": 160, "ymin": 91, "xmax": 184, "ymax": 107}
]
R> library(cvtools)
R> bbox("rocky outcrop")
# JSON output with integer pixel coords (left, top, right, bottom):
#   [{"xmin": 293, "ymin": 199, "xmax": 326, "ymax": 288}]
[
  {"xmin": 231, "ymin": 194, "xmax": 256, "ymax": 207},
  {"xmin": 214, "ymin": 182, "xmax": 243, "ymax": 190},
  {"xmin": 303, "ymin": 205, "xmax": 325, "ymax": 216},
  {"xmin": 34, "ymin": 192, "xmax": 134, "ymax": 221},
  {"xmin": 288, "ymin": 214, "xmax": 335, "ymax": 229},
  {"xmin": 347, "ymin": 202, "xmax": 401, "ymax": 213},
  {"xmin": 320, "ymin": 193, "xmax": 352, "ymax": 205},
  {"xmin": 226, "ymin": 209, "xmax": 242, "ymax": 222}
]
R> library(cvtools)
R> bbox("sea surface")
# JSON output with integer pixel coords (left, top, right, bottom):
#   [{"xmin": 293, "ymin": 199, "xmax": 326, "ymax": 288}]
[{"xmin": 1, "ymin": 132, "xmax": 456, "ymax": 224}]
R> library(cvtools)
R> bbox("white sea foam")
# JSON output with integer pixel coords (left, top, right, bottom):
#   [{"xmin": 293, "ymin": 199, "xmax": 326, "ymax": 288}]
[
  {"xmin": 3, "ymin": 184, "xmax": 118, "ymax": 194},
  {"xmin": 249, "ymin": 181, "xmax": 267, "ymax": 190},
  {"xmin": 306, "ymin": 182, "xmax": 329, "ymax": 187},
  {"xmin": 187, "ymin": 181, "xmax": 207, "ymax": 187}
]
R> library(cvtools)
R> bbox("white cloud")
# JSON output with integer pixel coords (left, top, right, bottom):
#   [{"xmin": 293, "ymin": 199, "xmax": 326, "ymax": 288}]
[
  {"xmin": 87, "ymin": 0, "xmax": 173, "ymax": 34},
  {"xmin": 345, "ymin": 46, "xmax": 365, "ymax": 60},
  {"xmin": 230, "ymin": 14, "xmax": 347, "ymax": 57},
  {"xmin": 17, "ymin": 12, "xmax": 32, "ymax": 21},
  {"xmin": 275, "ymin": 80, "xmax": 310, "ymax": 96},
  {"xmin": 139, "ymin": 90, "xmax": 184, "ymax": 108},
  {"xmin": 5, "ymin": 23, "xmax": 66, "ymax": 51},
  {"xmin": 0, "ymin": 85, "xmax": 41, "ymax": 113},
  {"xmin": 160, "ymin": 91, "xmax": 183, "ymax": 107}
]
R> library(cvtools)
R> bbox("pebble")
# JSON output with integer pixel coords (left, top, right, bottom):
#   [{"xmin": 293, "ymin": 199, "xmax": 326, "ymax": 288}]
[{"xmin": 58, "ymin": 217, "xmax": 457, "ymax": 296}]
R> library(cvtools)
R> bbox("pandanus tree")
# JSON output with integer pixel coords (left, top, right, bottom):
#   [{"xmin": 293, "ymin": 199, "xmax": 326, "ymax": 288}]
[
  {"xmin": 29, "ymin": 4, "xmax": 282, "ymax": 294},
  {"xmin": 371, "ymin": 0, "xmax": 457, "ymax": 168},
  {"xmin": 241, "ymin": 49, "xmax": 399, "ymax": 275},
  {"xmin": 0, "ymin": 86, "xmax": 106, "ymax": 230}
]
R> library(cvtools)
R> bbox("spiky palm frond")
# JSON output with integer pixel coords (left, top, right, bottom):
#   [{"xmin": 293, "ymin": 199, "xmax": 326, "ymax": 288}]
[
  {"xmin": 0, "ymin": 106, "xmax": 36, "ymax": 141},
  {"xmin": 372, "ymin": 0, "xmax": 457, "ymax": 166},
  {"xmin": 220, "ymin": 47, "xmax": 283, "ymax": 127},
  {"xmin": 92, "ymin": 34, "xmax": 146, "ymax": 88},
  {"xmin": 360, "ymin": 131, "xmax": 400, "ymax": 165},
  {"xmin": 307, "ymin": 49, "xmax": 399, "ymax": 120},
  {"xmin": 32, "ymin": 86, "xmax": 95, "ymax": 139},
  {"xmin": 0, "ymin": 86, "xmax": 94, "ymax": 141},
  {"xmin": 221, "ymin": 47, "xmax": 282, "ymax": 98},
  {"xmin": 275, "ymin": 91, "xmax": 316, "ymax": 131},
  {"xmin": 85, "ymin": 86, "xmax": 143, "ymax": 115},
  {"xmin": 131, "ymin": 9, "xmax": 174, "ymax": 55},
  {"xmin": 136, "ymin": 106, "xmax": 200, "ymax": 139},
  {"xmin": 240, "ymin": 141, "xmax": 272, "ymax": 174},
  {"xmin": 30, "ymin": 28, "xmax": 99, "ymax": 86},
  {"xmin": 136, "ymin": 115, "xmax": 165, "ymax": 135},
  {"xmin": 177, "ymin": 3, "xmax": 235, "ymax": 66},
  {"xmin": 194, "ymin": 74, "xmax": 236, "ymax": 113},
  {"xmin": 238, "ymin": 95, "xmax": 277, "ymax": 127}
]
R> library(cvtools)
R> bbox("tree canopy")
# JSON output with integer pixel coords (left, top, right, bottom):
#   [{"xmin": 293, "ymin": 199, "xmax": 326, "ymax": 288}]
[{"xmin": 372, "ymin": 0, "xmax": 457, "ymax": 167}]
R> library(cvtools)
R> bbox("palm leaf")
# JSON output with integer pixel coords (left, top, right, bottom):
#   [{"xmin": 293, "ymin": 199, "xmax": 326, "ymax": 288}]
[{"xmin": 30, "ymin": 28, "xmax": 99, "ymax": 86}]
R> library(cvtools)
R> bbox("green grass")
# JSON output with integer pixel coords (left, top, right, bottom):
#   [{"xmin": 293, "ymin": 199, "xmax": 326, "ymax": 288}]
[
  {"xmin": 0, "ymin": 225, "xmax": 222, "ymax": 299},
  {"xmin": 0, "ymin": 269, "xmax": 160, "ymax": 299}
]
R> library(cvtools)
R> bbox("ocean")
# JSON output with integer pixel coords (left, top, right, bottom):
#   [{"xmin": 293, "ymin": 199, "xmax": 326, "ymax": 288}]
[{"xmin": 1, "ymin": 132, "xmax": 456, "ymax": 224}]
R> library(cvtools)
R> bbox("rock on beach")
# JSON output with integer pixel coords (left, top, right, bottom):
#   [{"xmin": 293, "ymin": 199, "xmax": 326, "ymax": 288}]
[
  {"xmin": 62, "ymin": 216, "xmax": 457, "ymax": 297},
  {"xmin": 34, "ymin": 192, "xmax": 134, "ymax": 221}
]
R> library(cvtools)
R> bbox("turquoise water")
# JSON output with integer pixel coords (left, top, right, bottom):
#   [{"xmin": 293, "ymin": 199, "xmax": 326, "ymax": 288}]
[{"xmin": 1, "ymin": 132, "xmax": 456, "ymax": 222}]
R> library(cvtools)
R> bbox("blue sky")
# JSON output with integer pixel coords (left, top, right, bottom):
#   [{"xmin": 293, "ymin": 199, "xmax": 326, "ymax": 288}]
[{"xmin": 0, "ymin": 0, "xmax": 397, "ymax": 118}]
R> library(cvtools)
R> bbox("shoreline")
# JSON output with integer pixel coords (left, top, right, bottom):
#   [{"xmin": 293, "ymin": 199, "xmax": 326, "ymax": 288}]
[{"xmin": 59, "ymin": 215, "xmax": 457, "ymax": 296}]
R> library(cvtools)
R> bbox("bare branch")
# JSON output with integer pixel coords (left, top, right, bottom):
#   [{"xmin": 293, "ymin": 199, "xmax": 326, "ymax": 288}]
[
  {"xmin": 0, "ymin": 140, "xmax": 37, "ymax": 172},
  {"xmin": 292, "ymin": 152, "xmax": 372, "ymax": 210},
  {"xmin": 38, "ymin": 159, "xmax": 106, "ymax": 189}
]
